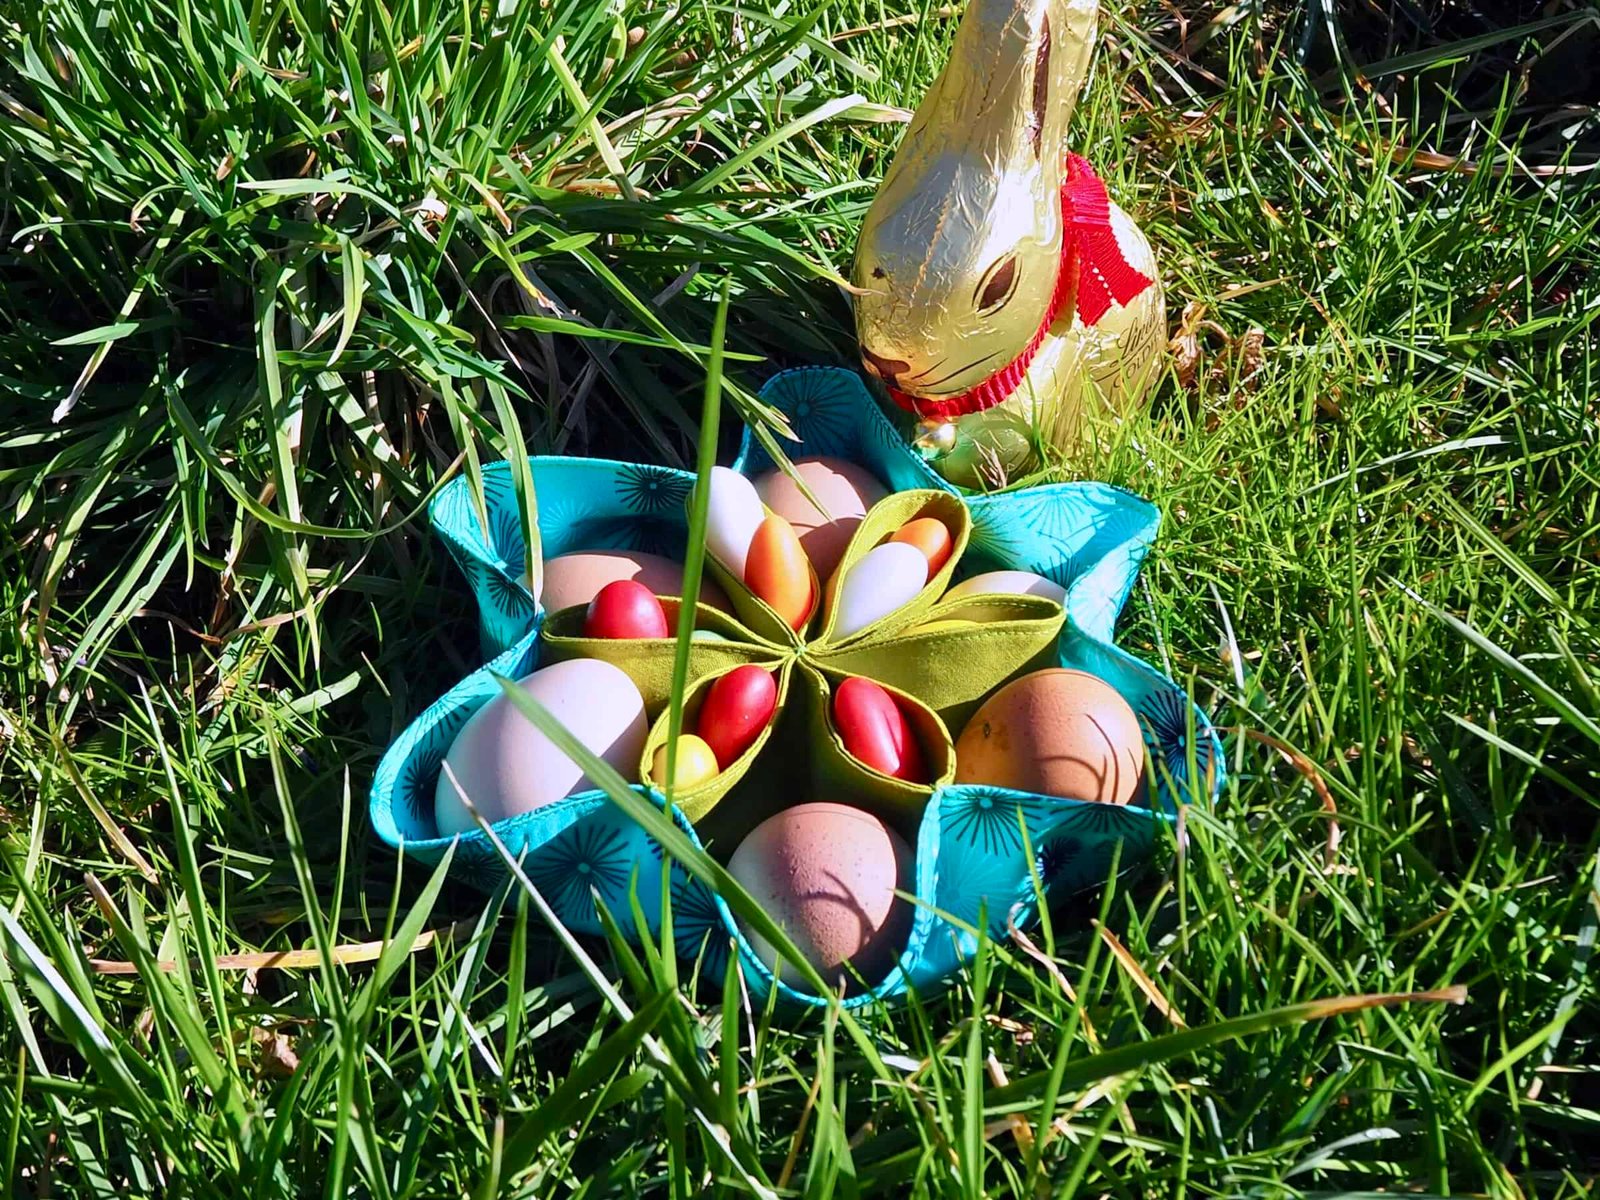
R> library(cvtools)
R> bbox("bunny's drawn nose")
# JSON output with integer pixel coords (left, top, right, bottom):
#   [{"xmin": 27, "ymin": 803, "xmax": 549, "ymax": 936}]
[{"xmin": 861, "ymin": 347, "xmax": 911, "ymax": 385}]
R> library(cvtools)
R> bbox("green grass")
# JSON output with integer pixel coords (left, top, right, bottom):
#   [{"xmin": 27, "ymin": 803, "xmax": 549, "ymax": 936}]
[{"xmin": 2, "ymin": 0, "xmax": 1598, "ymax": 1195}]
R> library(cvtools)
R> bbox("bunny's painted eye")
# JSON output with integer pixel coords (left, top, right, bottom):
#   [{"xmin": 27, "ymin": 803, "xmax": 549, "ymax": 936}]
[{"xmin": 975, "ymin": 255, "xmax": 1019, "ymax": 314}]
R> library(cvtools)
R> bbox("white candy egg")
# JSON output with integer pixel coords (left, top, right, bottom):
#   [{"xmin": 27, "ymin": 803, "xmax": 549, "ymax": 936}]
[
  {"xmin": 943, "ymin": 569, "xmax": 1067, "ymax": 606},
  {"xmin": 434, "ymin": 659, "xmax": 647, "ymax": 837},
  {"xmin": 704, "ymin": 466, "xmax": 766, "ymax": 580},
  {"xmin": 831, "ymin": 542, "xmax": 930, "ymax": 638}
]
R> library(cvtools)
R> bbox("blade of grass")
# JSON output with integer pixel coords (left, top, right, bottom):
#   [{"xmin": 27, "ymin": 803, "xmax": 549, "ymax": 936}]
[
  {"xmin": 545, "ymin": 36, "xmax": 638, "ymax": 202},
  {"xmin": 0, "ymin": 907, "xmax": 158, "ymax": 1125},
  {"xmin": 449, "ymin": 773, "xmax": 778, "ymax": 1200},
  {"xmin": 992, "ymin": 988, "xmax": 1469, "ymax": 1111},
  {"xmin": 3, "ymin": 1047, "xmax": 22, "ymax": 1190},
  {"xmin": 663, "ymin": 275, "xmax": 728, "ymax": 801},
  {"xmin": 486, "ymin": 378, "xmax": 544, "ymax": 609},
  {"xmin": 50, "ymin": 201, "xmax": 186, "ymax": 422},
  {"xmin": 329, "ymin": 234, "xmax": 366, "ymax": 367},
  {"xmin": 46, "ymin": 731, "xmax": 159, "ymax": 884},
  {"xmin": 962, "ymin": 928, "xmax": 990, "ymax": 1195},
  {"xmin": 138, "ymin": 681, "xmax": 236, "ymax": 1071},
  {"xmin": 685, "ymin": 95, "xmax": 870, "ymax": 196},
  {"xmin": 80, "ymin": 874, "xmax": 248, "ymax": 1134},
  {"xmin": 1403, "ymin": 584, "xmax": 1600, "ymax": 750}
]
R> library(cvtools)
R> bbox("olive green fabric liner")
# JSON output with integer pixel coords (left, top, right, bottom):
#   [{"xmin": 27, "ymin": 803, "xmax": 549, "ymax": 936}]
[
  {"xmin": 640, "ymin": 660, "xmax": 797, "ymax": 826},
  {"xmin": 823, "ymin": 593, "xmax": 1065, "ymax": 730},
  {"xmin": 633, "ymin": 662, "xmax": 790, "ymax": 832},
  {"xmin": 554, "ymin": 486, "xmax": 1067, "ymax": 833},
  {"xmin": 539, "ymin": 599, "xmax": 780, "ymax": 716},
  {"xmin": 698, "ymin": 490, "xmax": 970, "ymax": 649},
  {"xmin": 531, "ymin": 483, "xmax": 1068, "ymax": 838},
  {"xmin": 689, "ymin": 489, "xmax": 1060, "ymax": 717},
  {"xmin": 814, "ymin": 491, "xmax": 972, "ymax": 648}
]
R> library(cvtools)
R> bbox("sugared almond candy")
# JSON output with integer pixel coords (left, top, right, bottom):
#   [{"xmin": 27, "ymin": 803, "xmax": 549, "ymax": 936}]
[
  {"xmin": 830, "ymin": 542, "xmax": 929, "ymax": 638},
  {"xmin": 889, "ymin": 518, "xmax": 953, "ymax": 579},
  {"xmin": 704, "ymin": 466, "xmax": 766, "ymax": 579},
  {"xmin": 833, "ymin": 677, "xmax": 927, "ymax": 783},
  {"xmin": 583, "ymin": 580, "xmax": 670, "ymax": 639},
  {"xmin": 651, "ymin": 734, "xmax": 720, "ymax": 790},
  {"xmin": 695, "ymin": 665, "xmax": 778, "ymax": 769},
  {"xmin": 745, "ymin": 514, "xmax": 813, "ymax": 629}
]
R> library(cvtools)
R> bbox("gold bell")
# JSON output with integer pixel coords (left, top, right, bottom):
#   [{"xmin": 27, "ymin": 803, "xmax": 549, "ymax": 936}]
[{"xmin": 912, "ymin": 418, "xmax": 958, "ymax": 462}]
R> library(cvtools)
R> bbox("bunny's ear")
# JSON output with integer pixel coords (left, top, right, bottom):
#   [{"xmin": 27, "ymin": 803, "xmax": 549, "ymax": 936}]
[{"xmin": 1026, "ymin": 12, "xmax": 1051, "ymax": 160}]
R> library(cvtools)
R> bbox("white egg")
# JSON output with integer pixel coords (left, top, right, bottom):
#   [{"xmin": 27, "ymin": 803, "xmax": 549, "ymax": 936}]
[
  {"xmin": 943, "ymin": 569, "xmax": 1068, "ymax": 606},
  {"xmin": 434, "ymin": 659, "xmax": 647, "ymax": 837},
  {"xmin": 831, "ymin": 542, "xmax": 930, "ymax": 638},
  {"xmin": 704, "ymin": 466, "xmax": 765, "ymax": 580}
]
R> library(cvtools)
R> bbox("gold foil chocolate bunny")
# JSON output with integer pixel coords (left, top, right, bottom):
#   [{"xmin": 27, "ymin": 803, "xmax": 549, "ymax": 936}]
[{"xmin": 853, "ymin": 0, "xmax": 1166, "ymax": 488}]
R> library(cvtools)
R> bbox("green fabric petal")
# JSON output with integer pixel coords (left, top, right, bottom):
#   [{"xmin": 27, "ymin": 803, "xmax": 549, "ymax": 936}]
[{"xmin": 818, "ymin": 594, "xmax": 1064, "ymax": 721}]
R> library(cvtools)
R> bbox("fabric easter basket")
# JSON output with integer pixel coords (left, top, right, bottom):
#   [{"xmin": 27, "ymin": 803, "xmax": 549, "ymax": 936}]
[{"xmin": 369, "ymin": 366, "xmax": 1224, "ymax": 1009}]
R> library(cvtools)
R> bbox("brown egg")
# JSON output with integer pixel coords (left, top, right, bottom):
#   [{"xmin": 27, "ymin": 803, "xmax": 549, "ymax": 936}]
[
  {"xmin": 755, "ymin": 458, "xmax": 888, "ymax": 580},
  {"xmin": 728, "ymin": 802, "xmax": 911, "ymax": 987},
  {"xmin": 955, "ymin": 669, "xmax": 1146, "ymax": 805},
  {"xmin": 535, "ymin": 551, "xmax": 732, "ymax": 616}
]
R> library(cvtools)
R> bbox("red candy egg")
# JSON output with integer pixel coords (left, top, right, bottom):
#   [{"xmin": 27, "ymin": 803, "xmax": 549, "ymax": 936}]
[
  {"xmin": 583, "ymin": 580, "xmax": 670, "ymax": 639},
  {"xmin": 696, "ymin": 665, "xmax": 778, "ymax": 768},
  {"xmin": 832, "ymin": 676, "xmax": 927, "ymax": 783}
]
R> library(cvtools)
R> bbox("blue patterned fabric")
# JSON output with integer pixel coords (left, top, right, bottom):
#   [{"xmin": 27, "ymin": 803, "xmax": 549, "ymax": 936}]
[
  {"xmin": 427, "ymin": 458, "xmax": 700, "ymax": 659},
  {"xmin": 369, "ymin": 366, "xmax": 1225, "ymax": 1010}
]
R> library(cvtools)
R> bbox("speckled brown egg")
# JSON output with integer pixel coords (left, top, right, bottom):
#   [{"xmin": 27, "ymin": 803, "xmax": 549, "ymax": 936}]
[
  {"xmin": 754, "ymin": 458, "xmax": 888, "ymax": 580},
  {"xmin": 728, "ymin": 802, "xmax": 911, "ymax": 987},
  {"xmin": 954, "ymin": 669, "xmax": 1146, "ymax": 805},
  {"xmin": 535, "ymin": 550, "xmax": 732, "ymax": 615}
]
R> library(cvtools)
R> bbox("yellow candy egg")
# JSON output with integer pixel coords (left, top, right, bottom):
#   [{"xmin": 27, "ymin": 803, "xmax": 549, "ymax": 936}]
[{"xmin": 651, "ymin": 734, "xmax": 720, "ymax": 790}]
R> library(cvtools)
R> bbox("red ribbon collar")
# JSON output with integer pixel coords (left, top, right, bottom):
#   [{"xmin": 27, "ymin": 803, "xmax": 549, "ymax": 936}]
[{"xmin": 886, "ymin": 155, "xmax": 1153, "ymax": 421}]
